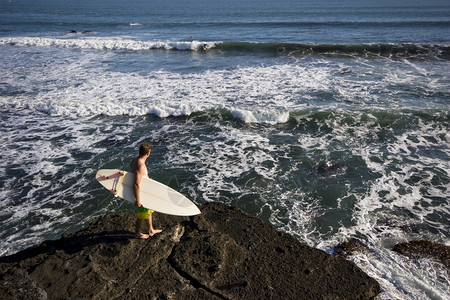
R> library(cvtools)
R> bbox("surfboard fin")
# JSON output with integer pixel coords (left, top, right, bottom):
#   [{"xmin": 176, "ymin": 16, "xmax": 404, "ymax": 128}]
[
  {"xmin": 97, "ymin": 171, "xmax": 124, "ymax": 181},
  {"xmin": 96, "ymin": 171, "xmax": 125, "ymax": 196}
]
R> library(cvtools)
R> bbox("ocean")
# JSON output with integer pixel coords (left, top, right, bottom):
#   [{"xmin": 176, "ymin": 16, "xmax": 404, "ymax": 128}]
[{"xmin": 0, "ymin": 0, "xmax": 449, "ymax": 298}]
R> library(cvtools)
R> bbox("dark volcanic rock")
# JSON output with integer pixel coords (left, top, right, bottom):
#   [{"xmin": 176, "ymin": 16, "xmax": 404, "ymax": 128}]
[
  {"xmin": 393, "ymin": 240, "xmax": 450, "ymax": 268},
  {"xmin": 333, "ymin": 238, "xmax": 368, "ymax": 257},
  {"xmin": 0, "ymin": 202, "xmax": 380, "ymax": 299},
  {"xmin": 317, "ymin": 162, "xmax": 348, "ymax": 176},
  {"xmin": 0, "ymin": 267, "xmax": 47, "ymax": 300}
]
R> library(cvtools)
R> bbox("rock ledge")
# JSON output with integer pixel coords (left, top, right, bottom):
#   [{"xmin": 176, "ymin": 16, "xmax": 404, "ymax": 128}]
[{"xmin": 0, "ymin": 202, "xmax": 380, "ymax": 299}]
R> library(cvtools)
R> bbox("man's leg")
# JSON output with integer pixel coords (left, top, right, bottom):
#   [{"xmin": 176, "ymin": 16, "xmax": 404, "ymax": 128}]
[
  {"xmin": 147, "ymin": 213, "xmax": 162, "ymax": 236},
  {"xmin": 136, "ymin": 218, "xmax": 149, "ymax": 239}
]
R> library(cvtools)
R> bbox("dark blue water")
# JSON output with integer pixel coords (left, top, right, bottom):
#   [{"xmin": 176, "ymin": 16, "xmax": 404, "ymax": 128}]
[{"xmin": 1, "ymin": 0, "xmax": 449, "ymax": 298}]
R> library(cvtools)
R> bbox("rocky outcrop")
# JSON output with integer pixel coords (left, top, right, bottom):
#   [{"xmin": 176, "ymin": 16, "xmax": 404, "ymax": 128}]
[
  {"xmin": 333, "ymin": 238, "xmax": 368, "ymax": 258},
  {"xmin": 393, "ymin": 240, "xmax": 450, "ymax": 268},
  {"xmin": 0, "ymin": 202, "xmax": 380, "ymax": 299},
  {"xmin": 317, "ymin": 162, "xmax": 348, "ymax": 176}
]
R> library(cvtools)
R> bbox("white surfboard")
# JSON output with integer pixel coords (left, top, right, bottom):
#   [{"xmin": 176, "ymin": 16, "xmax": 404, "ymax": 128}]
[{"xmin": 96, "ymin": 169, "xmax": 201, "ymax": 216}]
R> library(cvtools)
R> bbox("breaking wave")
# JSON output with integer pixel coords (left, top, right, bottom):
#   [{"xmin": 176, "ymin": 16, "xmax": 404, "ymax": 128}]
[
  {"xmin": 0, "ymin": 36, "xmax": 218, "ymax": 52},
  {"xmin": 1, "ymin": 36, "xmax": 449, "ymax": 60}
]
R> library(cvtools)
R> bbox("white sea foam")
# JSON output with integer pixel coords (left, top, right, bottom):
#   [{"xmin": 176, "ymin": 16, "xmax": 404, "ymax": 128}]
[
  {"xmin": 0, "ymin": 36, "xmax": 219, "ymax": 51},
  {"xmin": 347, "ymin": 250, "xmax": 450, "ymax": 300},
  {"xmin": 1, "ymin": 57, "xmax": 329, "ymax": 121},
  {"xmin": 163, "ymin": 125, "xmax": 284, "ymax": 202},
  {"xmin": 231, "ymin": 109, "xmax": 290, "ymax": 124},
  {"xmin": 0, "ymin": 112, "xmax": 133, "ymax": 256},
  {"xmin": 2, "ymin": 36, "xmax": 448, "ymax": 124},
  {"xmin": 0, "ymin": 56, "xmax": 369, "ymax": 122}
]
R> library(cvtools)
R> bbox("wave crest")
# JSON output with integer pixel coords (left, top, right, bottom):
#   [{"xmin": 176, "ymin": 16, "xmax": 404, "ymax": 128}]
[
  {"xmin": 0, "ymin": 37, "xmax": 218, "ymax": 51},
  {"xmin": 1, "ymin": 37, "xmax": 449, "ymax": 60}
]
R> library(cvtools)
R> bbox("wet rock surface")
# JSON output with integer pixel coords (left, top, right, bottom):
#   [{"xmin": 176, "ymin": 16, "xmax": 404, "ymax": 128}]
[
  {"xmin": 333, "ymin": 238, "xmax": 368, "ymax": 258},
  {"xmin": 0, "ymin": 202, "xmax": 380, "ymax": 299},
  {"xmin": 393, "ymin": 240, "xmax": 450, "ymax": 268}
]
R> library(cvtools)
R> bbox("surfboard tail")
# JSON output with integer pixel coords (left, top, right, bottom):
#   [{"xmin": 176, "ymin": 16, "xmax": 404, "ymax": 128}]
[{"xmin": 96, "ymin": 170, "xmax": 125, "ymax": 195}]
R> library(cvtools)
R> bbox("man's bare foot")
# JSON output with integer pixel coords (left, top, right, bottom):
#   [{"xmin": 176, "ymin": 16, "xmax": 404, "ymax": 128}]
[
  {"xmin": 136, "ymin": 233, "xmax": 150, "ymax": 239},
  {"xmin": 149, "ymin": 229, "xmax": 162, "ymax": 236}
]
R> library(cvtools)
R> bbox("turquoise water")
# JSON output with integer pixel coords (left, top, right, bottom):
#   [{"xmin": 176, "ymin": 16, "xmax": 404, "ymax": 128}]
[{"xmin": 0, "ymin": 0, "xmax": 449, "ymax": 298}]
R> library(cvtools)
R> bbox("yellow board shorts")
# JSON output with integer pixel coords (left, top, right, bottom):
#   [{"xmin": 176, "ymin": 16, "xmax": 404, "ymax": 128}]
[{"xmin": 137, "ymin": 207, "xmax": 154, "ymax": 220}]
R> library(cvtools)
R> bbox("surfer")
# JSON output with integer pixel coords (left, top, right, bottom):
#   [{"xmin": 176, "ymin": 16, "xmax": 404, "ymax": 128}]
[{"xmin": 130, "ymin": 142, "xmax": 162, "ymax": 239}]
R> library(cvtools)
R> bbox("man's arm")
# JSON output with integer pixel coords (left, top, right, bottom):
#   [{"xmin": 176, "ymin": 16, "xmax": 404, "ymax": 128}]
[{"xmin": 133, "ymin": 162, "xmax": 144, "ymax": 207}]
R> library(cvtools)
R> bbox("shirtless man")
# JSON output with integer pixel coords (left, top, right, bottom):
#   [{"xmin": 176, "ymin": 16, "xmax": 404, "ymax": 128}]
[{"xmin": 130, "ymin": 142, "xmax": 162, "ymax": 239}]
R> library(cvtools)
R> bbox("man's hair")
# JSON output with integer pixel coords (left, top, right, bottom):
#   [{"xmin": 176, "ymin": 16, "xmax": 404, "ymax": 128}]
[{"xmin": 139, "ymin": 143, "xmax": 152, "ymax": 156}]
